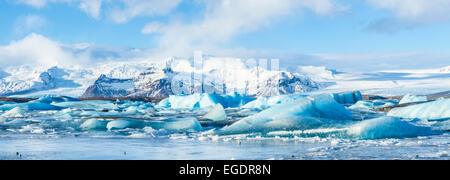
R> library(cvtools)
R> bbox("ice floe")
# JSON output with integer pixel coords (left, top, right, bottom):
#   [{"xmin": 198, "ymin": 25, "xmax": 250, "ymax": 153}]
[
  {"xmin": 399, "ymin": 94, "xmax": 427, "ymax": 104},
  {"xmin": 242, "ymin": 94, "xmax": 307, "ymax": 110},
  {"xmin": 387, "ymin": 98, "xmax": 450, "ymax": 120},
  {"xmin": 80, "ymin": 119, "xmax": 108, "ymax": 130},
  {"xmin": 349, "ymin": 100, "xmax": 398, "ymax": 111},
  {"xmin": 348, "ymin": 117, "xmax": 432, "ymax": 139},
  {"xmin": 1, "ymin": 107, "xmax": 27, "ymax": 118},
  {"xmin": 199, "ymin": 104, "xmax": 227, "ymax": 121}
]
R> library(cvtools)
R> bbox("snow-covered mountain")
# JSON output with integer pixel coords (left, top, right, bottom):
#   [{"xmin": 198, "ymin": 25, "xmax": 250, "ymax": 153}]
[
  {"xmin": 0, "ymin": 57, "xmax": 323, "ymax": 98},
  {"xmin": 80, "ymin": 58, "xmax": 322, "ymax": 98}
]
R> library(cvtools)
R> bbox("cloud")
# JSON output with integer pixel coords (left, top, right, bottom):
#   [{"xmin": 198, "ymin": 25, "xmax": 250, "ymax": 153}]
[
  {"xmin": 0, "ymin": 33, "xmax": 79, "ymax": 67},
  {"xmin": 78, "ymin": 0, "xmax": 103, "ymax": 19},
  {"xmin": 109, "ymin": 0, "xmax": 182, "ymax": 23},
  {"xmin": 13, "ymin": 14, "xmax": 47, "ymax": 35},
  {"xmin": 142, "ymin": 0, "xmax": 347, "ymax": 56},
  {"xmin": 366, "ymin": 0, "xmax": 450, "ymax": 26}
]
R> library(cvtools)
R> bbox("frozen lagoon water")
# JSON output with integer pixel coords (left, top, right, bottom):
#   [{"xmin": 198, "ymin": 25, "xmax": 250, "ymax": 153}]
[
  {"xmin": 0, "ymin": 94, "xmax": 449, "ymax": 160},
  {"xmin": 0, "ymin": 133, "xmax": 449, "ymax": 160}
]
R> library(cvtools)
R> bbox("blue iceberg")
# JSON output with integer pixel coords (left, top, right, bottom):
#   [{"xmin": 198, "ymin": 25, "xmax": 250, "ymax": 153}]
[
  {"xmin": 242, "ymin": 94, "xmax": 307, "ymax": 110},
  {"xmin": 347, "ymin": 117, "xmax": 432, "ymax": 139},
  {"xmin": 399, "ymin": 94, "xmax": 427, "ymax": 104},
  {"xmin": 54, "ymin": 100, "xmax": 117, "ymax": 111},
  {"xmin": 218, "ymin": 94, "xmax": 352, "ymax": 135},
  {"xmin": 0, "ymin": 102, "xmax": 66, "ymax": 111},
  {"xmin": 333, "ymin": 91, "xmax": 363, "ymax": 104},
  {"xmin": 159, "ymin": 93, "xmax": 252, "ymax": 109},
  {"xmin": 387, "ymin": 98, "xmax": 450, "ymax": 120}
]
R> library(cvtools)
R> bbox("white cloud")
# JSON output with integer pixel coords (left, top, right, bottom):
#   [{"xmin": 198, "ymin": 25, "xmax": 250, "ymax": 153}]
[
  {"xmin": 142, "ymin": 0, "xmax": 347, "ymax": 56},
  {"xmin": 13, "ymin": 15, "xmax": 47, "ymax": 35},
  {"xmin": 367, "ymin": 0, "xmax": 450, "ymax": 24},
  {"xmin": 109, "ymin": 0, "xmax": 183, "ymax": 23},
  {"xmin": 0, "ymin": 33, "xmax": 80, "ymax": 67},
  {"xmin": 79, "ymin": 0, "xmax": 103, "ymax": 19},
  {"xmin": 141, "ymin": 22, "xmax": 164, "ymax": 34}
]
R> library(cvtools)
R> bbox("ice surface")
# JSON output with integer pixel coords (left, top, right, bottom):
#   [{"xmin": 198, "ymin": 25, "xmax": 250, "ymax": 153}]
[
  {"xmin": 242, "ymin": 94, "xmax": 307, "ymax": 110},
  {"xmin": 347, "ymin": 117, "xmax": 432, "ymax": 139},
  {"xmin": 349, "ymin": 100, "xmax": 398, "ymax": 111},
  {"xmin": 53, "ymin": 100, "xmax": 117, "ymax": 110},
  {"xmin": 399, "ymin": 94, "xmax": 427, "ymax": 104},
  {"xmin": 162, "ymin": 93, "xmax": 252, "ymax": 109},
  {"xmin": 332, "ymin": 91, "xmax": 362, "ymax": 104},
  {"xmin": 1, "ymin": 107, "xmax": 26, "ymax": 118},
  {"xmin": 80, "ymin": 119, "xmax": 108, "ymax": 130},
  {"xmin": 387, "ymin": 98, "xmax": 450, "ymax": 120},
  {"xmin": 218, "ymin": 94, "xmax": 352, "ymax": 135},
  {"xmin": 149, "ymin": 117, "xmax": 203, "ymax": 132},
  {"xmin": 0, "ymin": 101, "xmax": 15, "ymax": 106},
  {"xmin": 155, "ymin": 98, "xmax": 170, "ymax": 108},
  {"xmin": 199, "ymin": 104, "xmax": 227, "ymax": 121}
]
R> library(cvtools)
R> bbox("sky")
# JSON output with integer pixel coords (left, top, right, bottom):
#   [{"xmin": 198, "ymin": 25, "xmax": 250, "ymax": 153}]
[{"xmin": 0, "ymin": 0, "xmax": 450, "ymax": 71}]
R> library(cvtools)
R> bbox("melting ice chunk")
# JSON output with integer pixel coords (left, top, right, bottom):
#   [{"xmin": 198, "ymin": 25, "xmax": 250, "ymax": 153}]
[
  {"xmin": 349, "ymin": 100, "xmax": 398, "ymax": 111},
  {"xmin": 1, "ymin": 107, "xmax": 27, "ymax": 118},
  {"xmin": 199, "ymin": 104, "xmax": 227, "ymax": 121},
  {"xmin": 387, "ymin": 98, "xmax": 450, "ymax": 120},
  {"xmin": 399, "ymin": 94, "xmax": 427, "ymax": 104},
  {"xmin": 80, "ymin": 119, "xmax": 108, "ymax": 130},
  {"xmin": 106, "ymin": 119, "xmax": 144, "ymax": 131},
  {"xmin": 218, "ymin": 94, "xmax": 352, "ymax": 135},
  {"xmin": 347, "ymin": 117, "xmax": 432, "ymax": 139}
]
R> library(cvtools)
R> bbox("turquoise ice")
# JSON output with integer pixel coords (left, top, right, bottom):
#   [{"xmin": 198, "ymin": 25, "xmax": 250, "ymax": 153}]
[{"xmin": 387, "ymin": 98, "xmax": 450, "ymax": 120}]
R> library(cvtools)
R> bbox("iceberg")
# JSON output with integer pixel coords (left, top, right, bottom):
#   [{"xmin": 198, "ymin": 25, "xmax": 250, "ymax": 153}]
[
  {"xmin": 199, "ymin": 104, "xmax": 227, "ymax": 121},
  {"xmin": 80, "ymin": 119, "xmax": 108, "ymax": 130},
  {"xmin": 347, "ymin": 117, "xmax": 432, "ymax": 139},
  {"xmin": 399, "ymin": 94, "xmax": 427, "ymax": 104},
  {"xmin": 387, "ymin": 98, "xmax": 450, "ymax": 120},
  {"xmin": 218, "ymin": 94, "xmax": 352, "ymax": 135},
  {"xmin": 106, "ymin": 119, "xmax": 144, "ymax": 131},
  {"xmin": 333, "ymin": 91, "xmax": 363, "ymax": 104},
  {"xmin": 149, "ymin": 117, "xmax": 203, "ymax": 132},
  {"xmin": 29, "ymin": 96, "xmax": 79, "ymax": 104},
  {"xmin": 0, "ymin": 101, "xmax": 15, "ymax": 106},
  {"xmin": 0, "ymin": 103, "xmax": 66, "ymax": 111},
  {"xmin": 1, "ymin": 107, "xmax": 27, "ymax": 118},
  {"xmin": 349, "ymin": 100, "xmax": 398, "ymax": 111},
  {"xmin": 162, "ymin": 93, "xmax": 252, "ymax": 109},
  {"xmin": 242, "ymin": 94, "xmax": 307, "ymax": 110}
]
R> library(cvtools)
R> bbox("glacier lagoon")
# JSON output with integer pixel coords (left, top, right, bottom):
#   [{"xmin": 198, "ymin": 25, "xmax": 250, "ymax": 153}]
[{"xmin": 0, "ymin": 93, "xmax": 449, "ymax": 160}]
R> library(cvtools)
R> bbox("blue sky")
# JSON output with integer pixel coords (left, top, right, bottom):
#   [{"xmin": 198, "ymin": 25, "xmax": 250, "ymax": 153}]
[{"xmin": 1, "ymin": 0, "xmax": 450, "ymax": 69}]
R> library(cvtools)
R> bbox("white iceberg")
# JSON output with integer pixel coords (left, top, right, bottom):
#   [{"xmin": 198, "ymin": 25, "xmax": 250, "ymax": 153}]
[
  {"xmin": 399, "ymin": 94, "xmax": 427, "ymax": 104},
  {"xmin": 1, "ymin": 107, "xmax": 27, "ymax": 118},
  {"xmin": 349, "ymin": 100, "xmax": 398, "ymax": 111},
  {"xmin": 387, "ymin": 98, "xmax": 450, "ymax": 120},
  {"xmin": 347, "ymin": 117, "xmax": 432, "ymax": 139},
  {"xmin": 106, "ymin": 119, "xmax": 144, "ymax": 131},
  {"xmin": 242, "ymin": 94, "xmax": 307, "ymax": 110},
  {"xmin": 199, "ymin": 104, "xmax": 227, "ymax": 121},
  {"xmin": 149, "ymin": 117, "xmax": 203, "ymax": 132},
  {"xmin": 218, "ymin": 94, "xmax": 352, "ymax": 135},
  {"xmin": 80, "ymin": 119, "xmax": 108, "ymax": 130}
]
